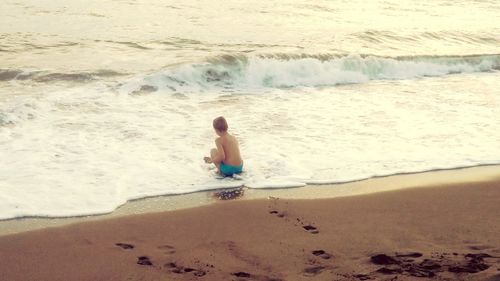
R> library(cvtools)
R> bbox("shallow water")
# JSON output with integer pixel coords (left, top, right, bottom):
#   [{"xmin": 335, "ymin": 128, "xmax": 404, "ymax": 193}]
[{"xmin": 1, "ymin": 0, "xmax": 499, "ymax": 219}]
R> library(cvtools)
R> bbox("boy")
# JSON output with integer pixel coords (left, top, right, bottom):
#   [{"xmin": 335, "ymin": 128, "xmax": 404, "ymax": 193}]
[{"xmin": 204, "ymin": 116, "xmax": 243, "ymax": 176}]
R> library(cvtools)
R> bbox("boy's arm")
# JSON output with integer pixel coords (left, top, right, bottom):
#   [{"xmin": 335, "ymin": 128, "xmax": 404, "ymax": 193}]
[{"xmin": 211, "ymin": 138, "xmax": 226, "ymax": 164}]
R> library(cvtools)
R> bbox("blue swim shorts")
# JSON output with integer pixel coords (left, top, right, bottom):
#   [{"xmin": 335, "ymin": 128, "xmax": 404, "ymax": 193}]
[{"xmin": 220, "ymin": 162, "xmax": 243, "ymax": 176}]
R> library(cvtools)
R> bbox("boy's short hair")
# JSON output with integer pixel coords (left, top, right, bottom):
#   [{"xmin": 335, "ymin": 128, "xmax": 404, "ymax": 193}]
[{"xmin": 213, "ymin": 116, "xmax": 228, "ymax": 132}]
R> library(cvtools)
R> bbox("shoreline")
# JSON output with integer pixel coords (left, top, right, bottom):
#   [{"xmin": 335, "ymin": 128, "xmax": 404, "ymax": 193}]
[
  {"xmin": 0, "ymin": 165, "xmax": 499, "ymax": 280},
  {"xmin": 1, "ymin": 164, "xmax": 499, "ymax": 237}
]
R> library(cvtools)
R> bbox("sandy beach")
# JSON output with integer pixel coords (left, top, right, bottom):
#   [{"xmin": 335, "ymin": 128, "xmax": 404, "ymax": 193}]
[
  {"xmin": 1, "ymin": 167, "xmax": 499, "ymax": 281},
  {"xmin": 2, "ymin": 1, "xmax": 500, "ymax": 280}
]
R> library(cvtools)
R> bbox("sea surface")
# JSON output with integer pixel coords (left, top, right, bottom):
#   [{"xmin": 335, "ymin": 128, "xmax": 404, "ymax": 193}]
[{"xmin": 1, "ymin": 0, "xmax": 499, "ymax": 220}]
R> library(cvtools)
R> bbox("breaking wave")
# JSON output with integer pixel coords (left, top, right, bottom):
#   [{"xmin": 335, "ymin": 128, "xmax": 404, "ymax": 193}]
[{"xmin": 120, "ymin": 53, "xmax": 500, "ymax": 94}]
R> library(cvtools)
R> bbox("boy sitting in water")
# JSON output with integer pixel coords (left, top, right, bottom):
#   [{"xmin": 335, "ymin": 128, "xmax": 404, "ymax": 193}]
[{"xmin": 204, "ymin": 116, "xmax": 243, "ymax": 176}]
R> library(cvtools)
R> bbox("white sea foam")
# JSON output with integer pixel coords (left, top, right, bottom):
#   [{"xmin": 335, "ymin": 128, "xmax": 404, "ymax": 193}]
[{"xmin": 1, "ymin": 71, "xmax": 500, "ymax": 220}]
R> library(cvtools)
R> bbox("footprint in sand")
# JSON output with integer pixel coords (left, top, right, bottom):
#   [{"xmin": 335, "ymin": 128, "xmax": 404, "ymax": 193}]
[
  {"xmin": 312, "ymin": 250, "xmax": 332, "ymax": 260},
  {"xmin": 302, "ymin": 225, "xmax": 319, "ymax": 234},
  {"xmin": 158, "ymin": 245, "xmax": 176, "ymax": 255},
  {"xmin": 370, "ymin": 251, "xmax": 497, "ymax": 278},
  {"xmin": 231, "ymin": 271, "xmax": 283, "ymax": 281},
  {"xmin": 293, "ymin": 216, "xmax": 320, "ymax": 234},
  {"xmin": 395, "ymin": 252, "xmax": 423, "ymax": 258},
  {"xmin": 268, "ymin": 202, "xmax": 320, "ymax": 234},
  {"xmin": 137, "ymin": 256, "xmax": 153, "ymax": 266},
  {"xmin": 115, "ymin": 243, "xmax": 135, "ymax": 250},
  {"xmin": 269, "ymin": 210, "xmax": 286, "ymax": 218},
  {"xmin": 164, "ymin": 262, "xmax": 207, "ymax": 277},
  {"xmin": 370, "ymin": 254, "xmax": 401, "ymax": 265},
  {"xmin": 232, "ymin": 271, "xmax": 251, "ymax": 278},
  {"xmin": 268, "ymin": 197, "xmax": 289, "ymax": 218}
]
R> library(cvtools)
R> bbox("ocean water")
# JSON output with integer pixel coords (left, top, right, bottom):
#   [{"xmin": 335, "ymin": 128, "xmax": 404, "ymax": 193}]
[{"xmin": 0, "ymin": 0, "xmax": 499, "ymax": 220}]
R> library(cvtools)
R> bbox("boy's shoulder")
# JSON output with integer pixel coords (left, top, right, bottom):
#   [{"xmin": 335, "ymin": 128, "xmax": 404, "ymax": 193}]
[{"xmin": 215, "ymin": 134, "xmax": 232, "ymax": 144}]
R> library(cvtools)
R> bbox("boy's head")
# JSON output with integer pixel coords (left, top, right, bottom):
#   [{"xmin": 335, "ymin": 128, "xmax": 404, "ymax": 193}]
[{"xmin": 213, "ymin": 116, "xmax": 228, "ymax": 134}]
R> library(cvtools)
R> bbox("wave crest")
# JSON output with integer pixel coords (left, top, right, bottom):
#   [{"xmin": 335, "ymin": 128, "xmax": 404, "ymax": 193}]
[{"xmin": 121, "ymin": 53, "xmax": 500, "ymax": 93}]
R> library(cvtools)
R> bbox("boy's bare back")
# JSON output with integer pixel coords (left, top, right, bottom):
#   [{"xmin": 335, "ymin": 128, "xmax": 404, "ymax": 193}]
[{"xmin": 216, "ymin": 133, "xmax": 242, "ymax": 166}]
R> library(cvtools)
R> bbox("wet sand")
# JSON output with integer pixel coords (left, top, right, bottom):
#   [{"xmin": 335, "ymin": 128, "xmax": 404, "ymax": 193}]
[
  {"xmin": 1, "ymin": 164, "xmax": 499, "ymax": 237},
  {"xmin": 0, "ymin": 169, "xmax": 499, "ymax": 280}
]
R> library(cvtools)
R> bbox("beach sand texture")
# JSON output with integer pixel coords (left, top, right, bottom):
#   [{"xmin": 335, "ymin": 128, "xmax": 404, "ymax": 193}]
[
  {"xmin": 2, "ymin": 1, "xmax": 500, "ymax": 280},
  {"xmin": 1, "ymin": 175, "xmax": 499, "ymax": 281}
]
